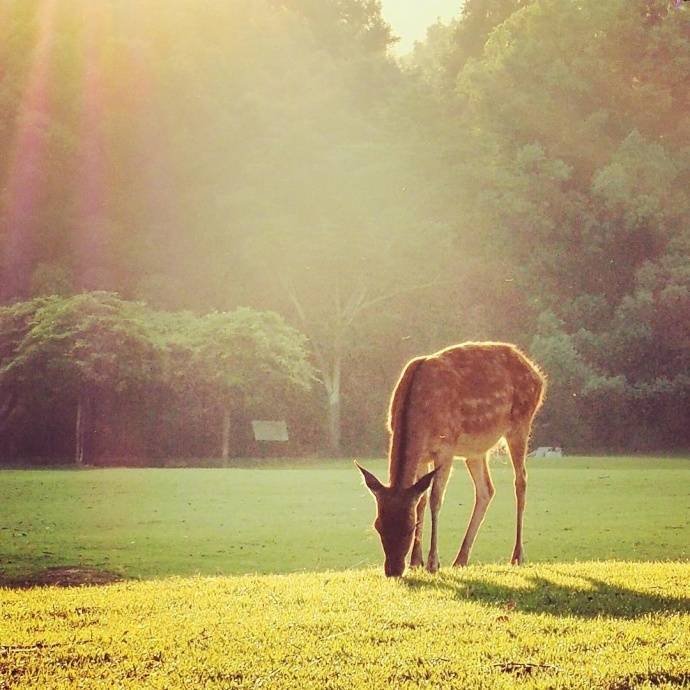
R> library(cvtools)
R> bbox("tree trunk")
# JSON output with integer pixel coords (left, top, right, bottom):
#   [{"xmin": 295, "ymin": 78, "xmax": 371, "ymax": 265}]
[
  {"xmin": 327, "ymin": 392, "xmax": 341, "ymax": 457},
  {"xmin": 75, "ymin": 395, "xmax": 85, "ymax": 466},
  {"xmin": 283, "ymin": 277, "xmax": 437, "ymax": 458},
  {"xmin": 75, "ymin": 391, "xmax": 94, "ymax": 466},
  {"xmin": 325, "ymin": 357, "xmax": 342, "ymax": 456},
  {"xmin": 221, "ymin": 404, "xmax": 231, "ymax": 460},
  {"xmin": 0, "ymin": 392, "xmax": 17, "ymax": 435}
]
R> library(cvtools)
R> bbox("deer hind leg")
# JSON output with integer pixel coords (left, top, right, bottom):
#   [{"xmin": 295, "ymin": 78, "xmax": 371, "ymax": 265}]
[
  {"xmin": 410, "ymin": 472, "xmax": 429, "ymax": 568},
  {"xmin": 453, "ymin": 454, "xmax": 495, "ymax": 567},
  {"xmin": 506, "ymin": 426, "xmax": 529, "ymax": 565},
  {"xmin": 426, "ymin": 455, "xmax": 452, "ymax": 573}
]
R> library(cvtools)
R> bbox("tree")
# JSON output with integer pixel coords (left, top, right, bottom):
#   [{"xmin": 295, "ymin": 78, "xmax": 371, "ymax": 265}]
[
  {"xmin": 1, "ymin": 293, "xmax": 162, "ymax": 464},
  {"xmin": 2, "ymin": 0, "xmax": 688, "ymax": 456},
  {"xmin": 407, "ymin": 0, "xmax": 690, "ymax": 449},
  {"xmin": 161, "ymin": 308, "xmax": 313, "ymax": 459},
  {"xmin": 0, "ymin": 297, "xmax": 56, "ymax": 441},
  {"xmin": 246, "ymin": 175, "xmax": 450, "ymax": 454},
  {"xmin": 1, "ymin": 295, "xmax": 314, "ymax": 462}
]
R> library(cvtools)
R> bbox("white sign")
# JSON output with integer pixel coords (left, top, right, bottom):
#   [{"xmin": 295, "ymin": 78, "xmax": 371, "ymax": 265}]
[
  {"xmin": 251, "ymin": 420, "xmax": 289, "ymax": 442},
  {"xmin": 530, "ymin": 446, "xmax": 563, "ymax": 458}
]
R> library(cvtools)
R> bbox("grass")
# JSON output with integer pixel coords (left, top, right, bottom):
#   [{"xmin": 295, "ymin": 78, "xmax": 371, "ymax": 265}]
[
  {"xmin": 0, "ymin": 457, "xmax": 688, "ymax": 688},
  {"xmin": 0, "ymin": 456, "xmax": 688, "ymax": 581},
  {"xmin": 1, "ymin": 562, "xmax": 689, "ymax": 688}
]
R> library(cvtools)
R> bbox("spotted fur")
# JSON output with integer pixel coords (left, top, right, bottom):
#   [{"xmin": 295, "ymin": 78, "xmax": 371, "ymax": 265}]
[{"xmin": 358, "ymin": 342, "xmax": 545, "ymax": 577}]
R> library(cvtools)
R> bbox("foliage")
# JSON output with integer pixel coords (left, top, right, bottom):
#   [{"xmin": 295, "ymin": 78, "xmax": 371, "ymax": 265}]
[
  {"xmin": 409, "ymin": 0, "xmax": 690, "ymax": 451},
  {"xmin": 0, "ymin": 294, "xmax": 312, "ymax": 460},
  {"xmin": 1, "ymin": 0, "xmax": 689, "ymax": 454},
  {"xmin": 155, "ymin": 307, "xmax": 313, "ymax": 408},
  {"xmin": 3, "ymin": 292, "xmax": 160, "ymax": 396}
]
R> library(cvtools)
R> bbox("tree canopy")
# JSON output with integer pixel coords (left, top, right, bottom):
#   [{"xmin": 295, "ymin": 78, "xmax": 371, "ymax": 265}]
[
  {"xmin": 1, "ymin": 0, "xmax": 688, "ymax": 458},
  {"xmin": 0, "ymin": 294, "xmax": 312, "ymax": 462}
]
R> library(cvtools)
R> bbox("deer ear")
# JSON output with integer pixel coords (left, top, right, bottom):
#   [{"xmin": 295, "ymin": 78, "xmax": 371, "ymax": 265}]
[
  {"xmin": 408, "ymin": 468, "xmax": 438, "ymax": 497},
  {"xmin": 355, "ymin": 461, "xmax": 385, "ymax": 496}
]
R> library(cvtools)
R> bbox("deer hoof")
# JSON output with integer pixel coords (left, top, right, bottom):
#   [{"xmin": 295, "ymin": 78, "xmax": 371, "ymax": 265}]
[{"xmin": 426, "ymin": 557, "xmax": 440, "ymax": 573}]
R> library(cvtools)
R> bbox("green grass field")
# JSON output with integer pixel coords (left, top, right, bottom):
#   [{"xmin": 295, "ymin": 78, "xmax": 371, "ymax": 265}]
[
  {"xmin": 1, "ymin": 457, "xmax": 689, "ymax": 689},
  {"xmin": 1, "ymin": 563, "xmax": 689, "ymax": 688},
  {"xmin": 1, "ymin": 457, "xmax": 688, "ymax": 581}
]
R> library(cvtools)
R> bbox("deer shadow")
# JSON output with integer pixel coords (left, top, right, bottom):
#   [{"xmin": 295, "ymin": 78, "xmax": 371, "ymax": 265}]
[{"xmin": 403, "ymin": 566, "xmax": 690, "ymax": 620}]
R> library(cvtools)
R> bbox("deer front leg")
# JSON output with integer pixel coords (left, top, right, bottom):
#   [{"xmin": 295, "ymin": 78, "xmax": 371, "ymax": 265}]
[
  {"xmin": 427, "ymin": 460, "xmax": 452, "ymax": 573},
  {"xmin": 410, "ymin": 490, "xmax": 427, "ymax": 568},
  {"xmin": 453, "ymin": 455, "xmax": 495, "ymax": 567}
]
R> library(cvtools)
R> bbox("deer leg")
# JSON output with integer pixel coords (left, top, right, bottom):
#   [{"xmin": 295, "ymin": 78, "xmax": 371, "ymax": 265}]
[
  {"xmin": 410, "ymin": 489, "xmax": 428, "ymax": 568},
  {"xmin": 453, "ymin": 455, "xmax": 495, "ymax": 567},
  {"xmin": 506, "ymin": 428, "xmax": 529, "ymax": 565},
  {"xmin": 427, "ymin": 458, "xmax": 452, "ymax": 573}
]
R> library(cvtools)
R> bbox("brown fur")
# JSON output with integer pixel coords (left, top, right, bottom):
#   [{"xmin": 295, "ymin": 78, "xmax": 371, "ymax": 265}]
[
  {"xmin": 387, "ymin": 356, "xmax": 425, "ymax": 486},
  {"xmin": 357, "ymin": 342, "xmax": 545, "ymax": 577}
]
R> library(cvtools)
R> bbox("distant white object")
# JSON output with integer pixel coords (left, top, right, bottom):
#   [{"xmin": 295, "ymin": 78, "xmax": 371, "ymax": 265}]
[
  {"xmin": 251, "ymin": 420, "xmax": 289, "ymax": 442},
  {"xmin": 530, "ymin": 446, "xmax": 563, "ymax": 458}
]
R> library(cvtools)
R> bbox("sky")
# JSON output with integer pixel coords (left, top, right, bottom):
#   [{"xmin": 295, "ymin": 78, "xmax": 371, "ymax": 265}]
[{"xmin": 380, "ymin": 0, "xmax": 463, "ymax": 54}]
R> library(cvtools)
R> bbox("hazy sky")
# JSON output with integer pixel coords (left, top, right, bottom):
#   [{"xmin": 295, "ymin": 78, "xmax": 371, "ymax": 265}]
[{"xmin": 380, "ymin": 0, "xmax": 463, "ymax": 54}]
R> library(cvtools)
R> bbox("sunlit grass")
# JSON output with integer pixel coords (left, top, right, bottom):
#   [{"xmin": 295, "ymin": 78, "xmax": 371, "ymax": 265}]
[{"xmin": 1, "ymin": 562, "xmax": 688, "ymax": 689}]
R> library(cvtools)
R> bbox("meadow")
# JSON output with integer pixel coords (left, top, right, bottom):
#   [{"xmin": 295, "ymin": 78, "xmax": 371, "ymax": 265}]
[
  {"xmin": 0, "ymin": 456, "xmax": 688, "ymax": 582},
  {"xmin": 1, "ymin": 563, "xmax": 689, "ymax": 688},
  {"xmin": 1, "ymin": 457, "xmax": 689, "ymax": 689}
]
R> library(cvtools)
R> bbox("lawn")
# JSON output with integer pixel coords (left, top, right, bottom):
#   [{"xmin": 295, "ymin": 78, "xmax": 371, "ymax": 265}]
[
  {"xmin": 1, "ymin": 562, "xmax": 689, "ymax": 689},
  {"xmin": 1, "ymin": 457, "xmax": 689, "ymax": 688},
  {"xmin": 0, "ymin": 456, "xmax": 688, "ymax": 581}
]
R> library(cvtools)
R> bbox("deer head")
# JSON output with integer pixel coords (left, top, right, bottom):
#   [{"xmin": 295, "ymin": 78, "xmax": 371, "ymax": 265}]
[{"xmin": 356, "ymin": 462, "xmax": 437, "ymax": 577}]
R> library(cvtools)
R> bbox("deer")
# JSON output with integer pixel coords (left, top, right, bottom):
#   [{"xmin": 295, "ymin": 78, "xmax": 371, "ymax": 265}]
[{"xmin": 356, "ymin": 342, "xmax": 545, "ymax": 577}]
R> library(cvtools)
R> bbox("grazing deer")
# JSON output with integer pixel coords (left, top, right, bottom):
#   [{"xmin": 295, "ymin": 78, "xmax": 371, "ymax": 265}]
[{"xmin": 356, "ymin": 342, "xmax": 545, "ymax": 577}]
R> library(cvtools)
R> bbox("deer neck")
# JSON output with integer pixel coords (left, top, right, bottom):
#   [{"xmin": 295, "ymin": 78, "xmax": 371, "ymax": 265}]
[{"xmin": 389, "ymin": 445, "xmax": 419, "ymax": 491}]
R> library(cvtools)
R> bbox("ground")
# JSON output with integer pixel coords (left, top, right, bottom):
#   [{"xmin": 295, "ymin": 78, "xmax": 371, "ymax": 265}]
[
  {"xmin": 0, "ymin": 457, "xmax": 688, "ymax": 688},
  {"xmin": 1, "ymin": 563, "xmax": 689, "ymax": 689},
  {"xmin": 0, "ymin": 456, "xmax": 688, "ymax": 581}
]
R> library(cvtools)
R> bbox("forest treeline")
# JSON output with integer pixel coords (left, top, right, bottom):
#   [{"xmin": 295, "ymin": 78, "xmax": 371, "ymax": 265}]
[
  {"xmin": 1, "ymin": 0, "xmax": 688, "ymax": 460},
  {"xmin": 0, "ymin": 293, "xmax": 314, "ymax": 462}
]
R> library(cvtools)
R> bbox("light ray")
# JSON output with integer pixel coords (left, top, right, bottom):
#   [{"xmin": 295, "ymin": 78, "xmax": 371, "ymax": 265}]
[
  {"xmin": 1, "ymin": 0, "xmax": 58, "ymax": 300},
  {"xmin": 126, "ymin": 35, "xmax": 176, "ymax": 255},
  {"xmin": 73, "ymin": 3, "xmax": 113, "ymax": 290}
]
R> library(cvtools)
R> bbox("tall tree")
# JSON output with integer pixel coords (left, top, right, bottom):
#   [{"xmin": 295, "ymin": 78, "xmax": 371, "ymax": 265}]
[
  {"xmin": 160, "ymin": 308, "xmax": 313, "ymax": 459},
  {"xmin": 1, "ymin": 293, "xmax": 162, "ymax": 463}
]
